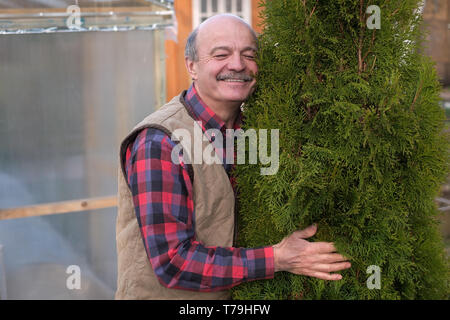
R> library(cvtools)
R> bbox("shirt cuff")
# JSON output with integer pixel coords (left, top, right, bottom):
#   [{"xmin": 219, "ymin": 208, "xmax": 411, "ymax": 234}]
[{"xmin": 245, "ymin": 246, "xmax": 275, "ymax": 281}]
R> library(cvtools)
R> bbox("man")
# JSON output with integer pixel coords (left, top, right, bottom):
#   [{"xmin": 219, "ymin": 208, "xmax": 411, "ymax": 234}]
[{"xmin": 115, "ymin": 14, "xmax": 351, "ymax": 300}]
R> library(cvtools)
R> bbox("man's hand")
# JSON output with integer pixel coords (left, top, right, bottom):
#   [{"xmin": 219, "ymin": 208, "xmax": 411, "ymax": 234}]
[{"xmin": 272, "ymin": 224, "xmax": 351, "ymax": 280}]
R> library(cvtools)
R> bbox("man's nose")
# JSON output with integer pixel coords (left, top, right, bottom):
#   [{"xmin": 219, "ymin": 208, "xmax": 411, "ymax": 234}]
[{"xmin": 227, "ymin": 53, "xmax": 245, "ymax": 72}]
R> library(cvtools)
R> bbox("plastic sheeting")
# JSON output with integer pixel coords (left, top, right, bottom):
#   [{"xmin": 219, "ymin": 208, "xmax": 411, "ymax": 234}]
[{"xmin": 0, "ymin": 27, "xmax": 166, "ymax": 299}]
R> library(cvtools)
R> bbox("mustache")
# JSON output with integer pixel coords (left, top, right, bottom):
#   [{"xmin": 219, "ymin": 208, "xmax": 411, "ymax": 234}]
[{"xmin": 216, "ymin": 73, "xmax": 254, "ymax": 81}]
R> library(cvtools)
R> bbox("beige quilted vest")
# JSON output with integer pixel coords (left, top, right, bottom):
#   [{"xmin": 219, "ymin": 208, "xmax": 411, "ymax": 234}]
[{"xmin": 115, "ymin": 92, "xmax": 236, "ymax": 300}]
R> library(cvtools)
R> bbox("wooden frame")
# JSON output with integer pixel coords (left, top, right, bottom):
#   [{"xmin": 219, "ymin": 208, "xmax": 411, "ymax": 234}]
[
  {"xmin": 192, "ymin": 0, "xmax": 252, "ymax": 29},
  {"xmin": 0, "ymin": 196, "xmax": 118, "ymax": 221}
]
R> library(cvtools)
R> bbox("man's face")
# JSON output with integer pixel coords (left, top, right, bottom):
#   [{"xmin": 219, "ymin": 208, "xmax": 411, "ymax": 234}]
[{"xmin": 186, "ymin": 17, "xmax": 258, "ymax": 107}]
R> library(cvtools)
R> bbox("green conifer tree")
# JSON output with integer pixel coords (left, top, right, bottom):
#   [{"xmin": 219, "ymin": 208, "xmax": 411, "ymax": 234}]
[{"xmin": 232, "ymin": 0, "xmax": 450, "ymax": 299}]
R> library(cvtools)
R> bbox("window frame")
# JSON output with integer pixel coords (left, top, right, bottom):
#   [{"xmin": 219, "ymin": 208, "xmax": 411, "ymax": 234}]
[{"xmin": 192, "ymin": 0, "xmax": 251, "ymax": 29}]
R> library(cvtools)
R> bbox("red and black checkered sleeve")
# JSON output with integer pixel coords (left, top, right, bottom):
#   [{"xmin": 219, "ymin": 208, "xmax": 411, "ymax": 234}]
[{"xmin": 124, "ymin": 127, "xmax": 275, "ymax": 291}]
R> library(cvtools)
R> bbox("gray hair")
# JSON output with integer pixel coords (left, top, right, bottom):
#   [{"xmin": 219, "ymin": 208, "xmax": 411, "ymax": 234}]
[
  {"xmin": 184, "ymin": 14, "xmax": 258, "ymax": 62},
  {"xmin": 185, "ymin": 26, "xmax": 200, "ymax": 62}
]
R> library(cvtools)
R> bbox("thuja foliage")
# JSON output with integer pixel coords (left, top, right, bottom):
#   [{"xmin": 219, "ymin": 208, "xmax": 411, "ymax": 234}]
[{"xmin": 232, "ymin": 0, "xmax": 449, "ymax": 299}]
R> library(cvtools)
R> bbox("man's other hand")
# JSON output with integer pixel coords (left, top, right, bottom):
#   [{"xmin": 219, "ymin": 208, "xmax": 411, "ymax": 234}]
[{"xmin": 272, "ymin": 224, "xmax": 351, "ymax": 280}]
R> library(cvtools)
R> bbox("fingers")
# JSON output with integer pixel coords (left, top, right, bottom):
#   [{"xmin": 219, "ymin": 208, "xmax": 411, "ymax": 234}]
[
  {"xmin": 294, "ymin": 224, "xmax": 317, "ymax": 239},
  {"xmin": 309, "ymin": 241, "xmax": 337, "ymax": 253},
  {"xmin": 310, "ymin": 262, "xmax": 352, "ymax": 273},
  {"xmin": 302, "ymin": 270, "xmax": 343, "ymax": 281},
  {"xmin": 312, "ymin": 253, "xmax": 350, "ymax": 264},
  {"xmin": 297, "ymin": 262, "xmax": 351, "ymax": 281}
]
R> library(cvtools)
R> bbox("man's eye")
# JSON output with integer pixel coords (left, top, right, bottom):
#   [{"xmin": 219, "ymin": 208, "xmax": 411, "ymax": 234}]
[
  {"xmin": 215, "ymin": 54, "xmax": 228, "ymax": 58},
  {"xmin": 245, "ymin": 55, "xmax": 255, "ymax": 60}
]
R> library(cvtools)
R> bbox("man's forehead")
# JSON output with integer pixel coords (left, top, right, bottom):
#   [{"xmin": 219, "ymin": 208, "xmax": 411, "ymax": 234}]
[
  {"xmin": 198, "ymin": 14, "xmax": 253, "ymax": 32},
  {"xmin": 196, "ymin": 15, "xmax": 257, "ymax": 49}
]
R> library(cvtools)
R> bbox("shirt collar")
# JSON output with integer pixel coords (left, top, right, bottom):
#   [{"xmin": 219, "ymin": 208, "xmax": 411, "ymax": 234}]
[{"xmin": 183, "ymin": 83, "xmax": 243, "ymax": 136}]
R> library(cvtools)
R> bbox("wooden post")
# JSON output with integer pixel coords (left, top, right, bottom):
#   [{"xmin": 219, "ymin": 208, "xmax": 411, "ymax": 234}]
[
  {"xmin": 0, "ymin": 196, "xmax": 118, "ymax": 221},
  {"xmin": 251, "ymin": 0, "xmax": 265, "ymax": 34},
  {"xmin": 165, "ymin": 0, "xmax": 193, "ymax": 102}
]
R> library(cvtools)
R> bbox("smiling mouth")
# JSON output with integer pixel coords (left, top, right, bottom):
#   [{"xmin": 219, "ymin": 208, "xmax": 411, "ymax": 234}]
[
  {"xmin": 221, "ymin": 79, "xmax": 248, "ymax": 82},
  {"xmin": 217, "ymin": 73, "xmax": 253, "ymax": 82}
]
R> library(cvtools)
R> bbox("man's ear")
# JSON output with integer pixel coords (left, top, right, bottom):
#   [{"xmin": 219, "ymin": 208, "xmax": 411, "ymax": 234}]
[{"xmin": 185, "ymin": 57, "xmax": 198, "ymax": 81}]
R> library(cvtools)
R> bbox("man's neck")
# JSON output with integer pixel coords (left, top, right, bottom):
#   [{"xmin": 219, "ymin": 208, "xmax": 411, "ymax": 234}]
[
  {"xmin": 211, "ymin": 104, "xmax": 241, "ymax": 129},
  {"xmin": 194, "ymin": 84, "xmax": 242, "ymax": 129}
]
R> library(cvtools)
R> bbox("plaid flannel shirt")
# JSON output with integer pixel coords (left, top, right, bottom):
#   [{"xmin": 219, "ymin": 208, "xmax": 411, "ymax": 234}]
[{"xmin": 124, "ymin": 84, "xmax": 274, "ymax": 291}]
